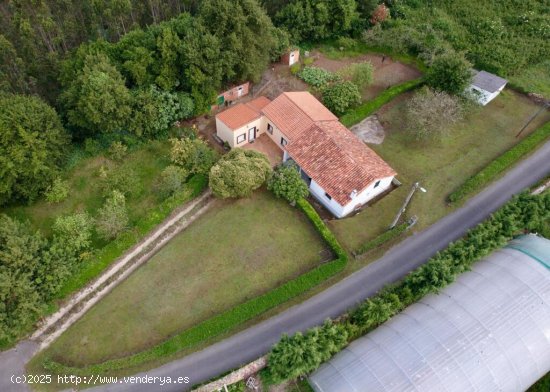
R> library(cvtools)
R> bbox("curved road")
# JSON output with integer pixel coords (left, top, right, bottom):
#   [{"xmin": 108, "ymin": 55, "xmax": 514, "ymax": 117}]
[{"xmin": 2, "ymin": 141, "xmax": 550, "ymax": 392}]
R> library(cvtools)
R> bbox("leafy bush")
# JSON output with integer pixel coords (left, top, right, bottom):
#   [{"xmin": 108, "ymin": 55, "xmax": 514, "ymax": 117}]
[
  {"xmin": 303, "ymin": 56, "xmax": 315, "ymax": 66},
  {"xmin": 449, "ymin": 122, "xmax": 550, "ymax": 203},
  {"xmin": 426, "ymin": 51, "xmax": 473, "ymax": 95},
  {"xmin": 405, "ymin": 86, "xmax": 464, "ymax": 140},
  {"xmin": 340, "ymin": 78, "xmax": 425, "ymax": 127},
  {"xmin": 170, "ymin": 137, "xmax": 218, "ymax": 175},
  {"xmin": 107, "ymin": 141, "xmax": 128, "ymax": 161},
  {"xmin": 43, "ymin": 198, "xmax": 348, "ymax": 374},
  {"xmin": 157, "ymin": 165, "xmax": 189, "ymax": 198},
  {"xmin": 44, "ymin": 178, "xmax": 70, "ymax": 204},
  {"xmin": 335, "ymin": 36, "xmax": 358, "ymax": 51},
  {"xmin": 354, "ymin": 223, "xmax": 408, "ymax": 256},
  {"xmin": 263, "ymin": 321, "xmax": 348, "ymax": 384},
  {"xmin": 209, "ymin": 149, "xmax": 272, "ymax": 198},
  {"xmin": 95, "ymin": 190, "xmax": 129, "ymax": 241},
  {"xmin": 290, "ymin": 63, "xmax": 302, "ymax": 75},
  {"xmin": 263, "ymin": 192, "xmax": 550, "ymax": 383},
  {"xmin": 175, "ymin": 92, "xmax": 195, "ymax": 119},
  {"xmin": 268, "ymin": 163, "xmax": 309, "ymax": 204},
  {"xmin": 298, "ymin": 66, "xmax": 340, "ymax": 87},
  {"xmin": 322, "ymin": 81, "xmax": 361, "ymax": 116},
  {"xmin": 101, "ymin": 165, "xmax": 142, "ymax": 198},
  {"xmin": 338, "ymin": 62, "xmax": 374, "ymax": 89}
]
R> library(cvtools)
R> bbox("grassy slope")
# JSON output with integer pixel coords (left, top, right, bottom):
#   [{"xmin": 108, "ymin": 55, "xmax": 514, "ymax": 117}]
[
  {"xmin": 3, "ymin": 141, "xmax": 171, "ymax": 239},
  {"xmin": 330, "ymin": 89, "xmax": 550, "ymax": 252},
  {"xmin": 35, "ymin": 190, "xmax": 326, "ymax": 367}
]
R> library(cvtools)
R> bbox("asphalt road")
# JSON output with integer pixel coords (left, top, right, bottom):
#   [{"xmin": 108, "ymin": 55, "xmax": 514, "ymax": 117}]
[{"xmin": 2, "ymin": 141, "xmax": 549, "ymax": 392}]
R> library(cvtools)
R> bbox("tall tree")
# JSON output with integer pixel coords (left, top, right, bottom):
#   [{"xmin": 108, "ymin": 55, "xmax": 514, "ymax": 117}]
[
  {"xmin": 0, "ymin": 94, "xmax": 69, "ymax": 205},
  {"xmin": 198, "ymin": 0, "xmax": 280, "ymax": 83},
  {"xmin": 61, "ymin": 53, "xmax": 133, "ymax": 136}
]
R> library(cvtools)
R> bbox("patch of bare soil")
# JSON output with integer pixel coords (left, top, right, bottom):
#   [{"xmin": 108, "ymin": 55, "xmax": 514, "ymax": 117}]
[{"xmin": 311, "ymin": 50, "xmax": 422, "ymax": 99}]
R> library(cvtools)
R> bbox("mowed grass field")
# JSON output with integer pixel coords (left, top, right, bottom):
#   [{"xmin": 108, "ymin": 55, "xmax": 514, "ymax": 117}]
[
  {"xmin": 36, "ymin": 190, "xmax": 326, "ymax": 367},
  {"xmin": 330, "ymin": 89, "xmax": 550, "ymax": 253}
]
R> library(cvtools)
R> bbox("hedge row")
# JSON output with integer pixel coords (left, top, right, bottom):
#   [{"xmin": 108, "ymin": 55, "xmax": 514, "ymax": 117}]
[
  {"xmin": 339, "ymin": 78, "xmax": 425, "ymax": 127},
  {"xmin": 44, "ymin": 198, "xmax": 348, "ymax": 375},
  {"xmin": 354, "ymin": 223, "xmax": 408, "ymax": 257},
  {"xmin": 448, "ymin": 121, "xmax": 550, "ymax": 203},
  {"xmin": 55, "ymin": 174, "xmax": 208, "ymax": 299},
  {"xmin": 263, "ymin": 191, "xmax": 550, "ymax": 383}
]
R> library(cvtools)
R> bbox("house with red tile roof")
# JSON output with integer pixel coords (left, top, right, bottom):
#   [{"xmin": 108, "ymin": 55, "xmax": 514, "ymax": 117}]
[{"xmin": 215, "ymin": 92, "xmax": 397, "ymax": 218}]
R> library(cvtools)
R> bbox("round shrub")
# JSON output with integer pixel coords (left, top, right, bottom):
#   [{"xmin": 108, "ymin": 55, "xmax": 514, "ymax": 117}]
[
  {"xmin": 267, "ymin": 163, "xmax": 309, "ymax": 204},
  {"xmin": 426, "ymin": 51, "xmax": 472, "ymax": 95},
  {"xmin": 44, "ymin": 178, "xmax": 70, "ymax": 204},
  {"xmin": 322, "ymin": 81, "xmax": 362, "ymax": 115},
  {"xmin": 298, "ymin": 66, "xmax": 340, "ymax": 87},
  {"xmin": 157, "ymin": 165, "xmax": 189, "ymax": 198},
  {"xmin": 209, "ymin": 149, "xmax": 271, "ymax": 198}
]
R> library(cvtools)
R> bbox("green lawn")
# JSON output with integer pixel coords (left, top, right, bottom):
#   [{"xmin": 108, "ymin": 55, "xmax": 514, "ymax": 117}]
[
  {"xmin": 330, "ymin": 89, "xmax": 550, "ymax": 252},
  {"xmin": 35, "ymin": 190, "xmax": 326, "ymax": 368}
]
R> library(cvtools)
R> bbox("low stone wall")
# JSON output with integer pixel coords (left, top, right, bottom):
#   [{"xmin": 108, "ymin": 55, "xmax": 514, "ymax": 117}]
[{"xmin": 193, "ymin": 356, "xmax": 267, "ymax": 392}]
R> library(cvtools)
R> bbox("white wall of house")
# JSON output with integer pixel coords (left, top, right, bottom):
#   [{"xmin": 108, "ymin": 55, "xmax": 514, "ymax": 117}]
[
  {"xmin": 340, "ymin": 175, "xmax": 394, "ymax": 217},
  {"xmin": 307, "ymin": 175, "xmax": 394, "ymax": 218},
  {"xmin": 215, "ymin": 118, "xmax": 236, "ymax": 147},
  {"xmin": 264, "ymin": 119, "xmax": 289, "ymax": 150},
  {"xmin": 216, "ymin": 116, "xmax": 266, "ymax": 148},
  {"xmin": 467, "ymin": 85, "xmax": 504, "ymax": 106}
]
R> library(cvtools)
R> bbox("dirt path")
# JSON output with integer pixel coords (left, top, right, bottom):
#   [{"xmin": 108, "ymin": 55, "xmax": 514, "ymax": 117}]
[
  {"xmin": 311, "ymin": 50, "xmax": 422, "ymax": 99},
  {"xmin": 31, "ymin": 191, "xmax": 214, "ymax": 351}
]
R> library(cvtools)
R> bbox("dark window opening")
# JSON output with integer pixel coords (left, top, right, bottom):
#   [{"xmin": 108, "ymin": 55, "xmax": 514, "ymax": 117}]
[
  {"xmin": 268, "ymin": 123, "xmax": 273, "ymax": 134},
  {"xmin": 281, "ymin": 137, "xmax": 288, "ymax": 146},
  {"xmin": 374, "ymin": 180, "xmax": 381, "ymax": 188},
  {"xmin": 325, "ymin": 192, "xmax": 332, "ymax": 200}
]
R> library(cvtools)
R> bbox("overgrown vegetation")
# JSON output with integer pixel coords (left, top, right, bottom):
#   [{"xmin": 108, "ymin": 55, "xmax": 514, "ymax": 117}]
[
  {"xmin": 263, "ymin": 191, "xmax": 550, "ymax": 384},
  {"xmin": 449, "ymin": 121, "xmax": 550, "ymax": 203}
]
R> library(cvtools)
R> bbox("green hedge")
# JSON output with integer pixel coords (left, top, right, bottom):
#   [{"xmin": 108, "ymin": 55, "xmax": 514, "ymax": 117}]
[
  {"xmin": 448, "ymin": 121, "xmax": 550, "ymax": 203},
  {"xmin": 354, "ymin": 223, "xmax": 408, "ymax": 256},
  {"xmin": 340, "ymin": 78, "xmax": 425, "ymax": 127},
  {"xmin": 44, "ymin": 198, "xmax": 347, "ymax": 375},
  {"xmin": 54, "ymin": 174, "xmax": 208, "ymax": 299}
]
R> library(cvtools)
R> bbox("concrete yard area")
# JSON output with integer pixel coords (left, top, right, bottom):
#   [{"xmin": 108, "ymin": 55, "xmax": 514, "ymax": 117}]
[{"xmin": 350, "ymin": 114, "xmax": 386, "ymax": 144}]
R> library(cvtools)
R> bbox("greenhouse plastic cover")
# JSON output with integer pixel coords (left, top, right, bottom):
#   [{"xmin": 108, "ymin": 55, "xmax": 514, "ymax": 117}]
[{"xmin": 309, "ymin": 235, "xmax": 550, "ymax": 392}]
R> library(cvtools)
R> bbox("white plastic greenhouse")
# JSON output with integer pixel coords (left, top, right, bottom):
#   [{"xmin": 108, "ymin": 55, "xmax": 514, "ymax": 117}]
[{"xmin": 309, "ymin": 234, "xmax": 550, "ymax": 392}]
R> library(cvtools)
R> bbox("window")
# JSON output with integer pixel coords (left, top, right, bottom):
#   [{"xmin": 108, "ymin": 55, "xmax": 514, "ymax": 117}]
[
  {"xmin": 280, "ymin": 137, "xmax": 288, "ymax": 146},
  {"xmin": 325, "ymin": 192, "xmax": 332, "ymax": 200},
  {"xmin": 267, "ymin": 123, "xmax": 273, "ymax": 134},
  {"xmin": 374, "ymin": 180, "xmax": 381, "ymax": 188},
  {"xmin": 236, "ymin": 133, "xmax": 246, "ymax": 144}
]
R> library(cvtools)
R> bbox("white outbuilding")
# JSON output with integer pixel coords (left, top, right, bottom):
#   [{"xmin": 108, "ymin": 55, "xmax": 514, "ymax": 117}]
[{"xmin": 467, "ymin": 70, "xmax": 508, "ymax": 106}]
